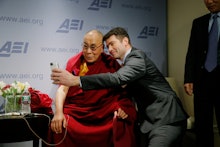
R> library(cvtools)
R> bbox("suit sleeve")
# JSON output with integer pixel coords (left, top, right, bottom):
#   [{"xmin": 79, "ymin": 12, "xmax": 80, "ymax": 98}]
[{"xmin": 80, "ymin": 49, "xmax": 147, "ymax": 90}]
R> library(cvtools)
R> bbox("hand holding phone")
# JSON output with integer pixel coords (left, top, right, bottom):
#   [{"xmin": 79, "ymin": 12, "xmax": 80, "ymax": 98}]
[{"xmin": 50, "ymin": 62, "xmax": 59, "ymax": 70}]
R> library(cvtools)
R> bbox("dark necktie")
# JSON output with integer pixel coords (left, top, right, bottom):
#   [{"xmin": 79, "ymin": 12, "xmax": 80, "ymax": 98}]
[{"xmin": 205, "ymin": 14, "xmax": 218, "ymax": 72}]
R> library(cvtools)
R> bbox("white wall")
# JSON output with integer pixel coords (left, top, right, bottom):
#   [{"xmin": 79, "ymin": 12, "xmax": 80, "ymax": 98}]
[
  {"xmin": 167, "ymin": 0, "xmax": 207, "ymax": 117},
  {"xmin": 168, "ymin": 0, "xmax": 220, "ymax": 146}
]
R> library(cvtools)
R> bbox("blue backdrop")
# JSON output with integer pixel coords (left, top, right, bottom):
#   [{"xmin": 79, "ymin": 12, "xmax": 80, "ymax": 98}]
[
  {"xmin": 0, "ymin": 0, "xmax": 167, "ymax": 109},
  {"xmin": 0, "ymin": 0, "xmax": 167, "ymax": 146}
]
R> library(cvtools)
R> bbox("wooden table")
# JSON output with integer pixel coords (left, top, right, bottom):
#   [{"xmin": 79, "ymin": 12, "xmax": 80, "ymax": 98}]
[{"xmin": 0, "ymin": 114, "xmax": 51, "ymax": 147}]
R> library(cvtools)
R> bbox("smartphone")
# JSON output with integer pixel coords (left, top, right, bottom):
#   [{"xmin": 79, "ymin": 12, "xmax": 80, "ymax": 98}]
[{"xmin": 50, "ymin": 62, "xmax": 59, "ymax": 70}]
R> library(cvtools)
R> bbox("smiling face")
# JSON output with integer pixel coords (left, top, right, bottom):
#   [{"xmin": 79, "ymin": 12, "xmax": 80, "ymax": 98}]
[
  {"xmin": 82, "ymin": 30, "xmax": 103, "ymax": 63},
  {"xmin": 103, "ymin": 27, "xmax": 132, "ymax": 61},
  {"xmin": 105, "ymin": 35, "xmax": 128, "ymax": 61}
]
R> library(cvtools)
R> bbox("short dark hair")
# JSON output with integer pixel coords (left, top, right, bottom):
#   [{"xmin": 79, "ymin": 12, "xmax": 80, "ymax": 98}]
[{"xmin": 103, "ymin": 27, "xmax": 131, "ymax": 44}]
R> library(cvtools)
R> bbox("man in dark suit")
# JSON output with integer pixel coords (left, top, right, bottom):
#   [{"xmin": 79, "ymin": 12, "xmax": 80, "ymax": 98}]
[
  {"xmin": 184, "ymin": 1, "xmax": 220, "ymax": 147},
  {"xmin": 51, "ymin": 27, "xmax": 188, "ymax": 147}
]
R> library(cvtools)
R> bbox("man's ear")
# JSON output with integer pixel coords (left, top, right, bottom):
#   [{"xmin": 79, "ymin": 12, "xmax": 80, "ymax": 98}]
[{"xmin": 122, "ymin": 37, "xmax": 129, "ymax": 45}]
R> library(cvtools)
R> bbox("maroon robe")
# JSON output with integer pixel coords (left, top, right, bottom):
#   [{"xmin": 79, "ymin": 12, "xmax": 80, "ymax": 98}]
[{"xmin": 49, "ymin": 52, "xmax": 137, "ymax": 147}]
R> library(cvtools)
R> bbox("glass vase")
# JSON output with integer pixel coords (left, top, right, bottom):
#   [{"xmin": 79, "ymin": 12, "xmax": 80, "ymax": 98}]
[
  {"xmin": 5, "ymin": 95, "xmax": 22, "ymax": 113},
  {"xmin": 0, "ymin": 96, "xmax": 5, "ymax": 114}
]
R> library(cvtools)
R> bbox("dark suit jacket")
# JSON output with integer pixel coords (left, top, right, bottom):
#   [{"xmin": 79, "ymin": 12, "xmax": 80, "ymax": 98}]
[
  {"xmin": 184, "ymin": 13, "xmax": 215, "ymax": 89},
  {"xmin": 81, "ymin": 48, "xmax": 188, "ymax": 133}
]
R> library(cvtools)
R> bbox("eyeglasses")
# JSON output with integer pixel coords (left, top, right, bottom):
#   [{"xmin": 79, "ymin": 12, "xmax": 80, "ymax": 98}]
[{"xmin": 82, "ymin": 43, "xmax": 103, "ymax": 51}]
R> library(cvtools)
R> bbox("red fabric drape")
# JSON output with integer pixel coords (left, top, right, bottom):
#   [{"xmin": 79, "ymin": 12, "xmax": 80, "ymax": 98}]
[{"xmin": 29, "ymin": 87, "xmax": 53, "ymax": 114}]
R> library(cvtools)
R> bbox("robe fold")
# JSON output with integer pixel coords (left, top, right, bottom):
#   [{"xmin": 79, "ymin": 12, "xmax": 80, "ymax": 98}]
[{"xmin": 49, "ymin": 52, "xmax": 137, "ymax": 147}]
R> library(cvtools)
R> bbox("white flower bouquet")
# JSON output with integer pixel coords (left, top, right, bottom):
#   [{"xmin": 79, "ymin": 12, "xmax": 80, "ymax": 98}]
[{"xmin": 0, "ymin": 81, "xmax": 31, "ymax": 113}]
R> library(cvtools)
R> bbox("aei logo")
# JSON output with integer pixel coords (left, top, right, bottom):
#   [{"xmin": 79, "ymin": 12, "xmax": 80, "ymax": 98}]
[
  {"xmin": 0, "ymin": 41, "xmax": 29, "ymax": 57},
  {"xmin": 88, "ymin": 0, "xmax": 112, "ymax": 11},
  {"xmin": 56, "ymin": 19, "xmax": 84, "ymax": 33},
  {"xmin": 138, "ymin": 26, "xmax": 159, "ymax": 39}
]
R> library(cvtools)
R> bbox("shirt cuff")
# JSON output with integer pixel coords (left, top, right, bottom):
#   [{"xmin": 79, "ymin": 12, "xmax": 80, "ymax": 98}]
[{"xmin": 79, "ymin": 77, "xmax": 82, "ymax": 87}]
